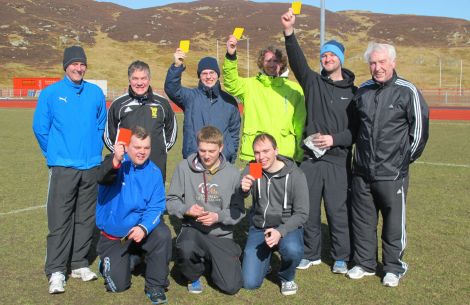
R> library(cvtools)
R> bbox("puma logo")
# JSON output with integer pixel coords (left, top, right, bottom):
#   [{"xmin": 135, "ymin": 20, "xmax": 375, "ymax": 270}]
[{"xmin": 58, "ymin": 97, "xmax": 67, "ymax": 103}]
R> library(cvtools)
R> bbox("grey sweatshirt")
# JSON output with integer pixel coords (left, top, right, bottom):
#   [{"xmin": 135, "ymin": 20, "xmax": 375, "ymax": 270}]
[
  {"xmin": 241, "ymin": 156, "xmax": 309, "ymax": 237},
  {"xmin": 166, "ymin": 153, "xmax": 245, "ymax": 238}
]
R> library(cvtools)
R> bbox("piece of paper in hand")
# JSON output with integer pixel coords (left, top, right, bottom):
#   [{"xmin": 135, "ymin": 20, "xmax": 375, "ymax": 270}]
[
  {"xmin": 304, "ymin": 134, "xmax": 326, "ymax": 158},
  {"xmin": 233, "ymin": 27, "xmax": 244, "ymax": 40},
  {"xmin": 116, "ymin": 128, "xmax": 132, "ymax": 146},
  {"xmin": 249, "ymin": 162, "xmax": 263, "ymax": 179},
  {"xmin": 179, "ymin": 40, "xmax": 190, "ymax": 53},
  {"xmin": 292, "ymin": 2, "xmax": 302, "ymax": 15}
]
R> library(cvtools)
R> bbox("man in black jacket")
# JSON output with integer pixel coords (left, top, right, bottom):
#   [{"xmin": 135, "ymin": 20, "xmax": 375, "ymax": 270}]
[
  {"xmin": 104, "ymin": 60, "xmax": 177, "ymax": 181},
  {"xmin": 281, "ymin": 9, "xmax": 356, "ymax": 274},
  {"xmin": 346, "ymin": 42, "xmax": 429, "ymax": 287}
]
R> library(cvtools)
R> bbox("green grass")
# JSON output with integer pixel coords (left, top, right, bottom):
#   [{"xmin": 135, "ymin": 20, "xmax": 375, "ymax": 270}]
[{"xmin": 0, "ymin": 109, "xmax": 469, "ymax": 305}]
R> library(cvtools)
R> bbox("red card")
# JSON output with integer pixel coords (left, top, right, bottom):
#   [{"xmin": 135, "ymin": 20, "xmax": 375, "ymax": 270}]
[
  {"xmin": 116, "ymin": 128, "xmax": 132, "ymax": 145},
  {"xmin": 249, "ymin": 163, "xmax": 263, "ymax": 179}
]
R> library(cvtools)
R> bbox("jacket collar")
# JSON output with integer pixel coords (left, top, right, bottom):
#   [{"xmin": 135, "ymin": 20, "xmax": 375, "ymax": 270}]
[
  {"xmin": 64, "ymin": 75, "xmax": 85, "ymax": 95},
  {"xmin": 373, "ymin": 70, "xmax": 398, "ymax": 87},
  {"xmin": 256, "ymin": 72, "xmax": 286, "ymax": 87},
  {"xmin": 128, "ymin": 85, "xmax": 154, "ymax": 103},
  {"xmin": 198, "ymin": 80, "xmax": 221, "ymax": 98},
  {"xmin": 320, "ymin": 67, "xmax": 356, "ymax": 88}
]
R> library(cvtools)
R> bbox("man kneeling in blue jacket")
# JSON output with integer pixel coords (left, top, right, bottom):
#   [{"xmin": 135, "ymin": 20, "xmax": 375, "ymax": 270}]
[{"xmin": 96, "ymin": 126, "xmax": 172, "ymax": 304}]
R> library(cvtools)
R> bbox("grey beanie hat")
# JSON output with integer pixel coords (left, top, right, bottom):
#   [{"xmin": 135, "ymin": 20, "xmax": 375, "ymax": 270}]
[{"xmin": 63, "ymin": 46, "xmax": 87, "ymax": 70}]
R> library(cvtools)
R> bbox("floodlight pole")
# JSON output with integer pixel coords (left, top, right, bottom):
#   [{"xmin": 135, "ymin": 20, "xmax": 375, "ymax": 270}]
[{"xmin": 320, "ymin": 0, "xmax": 325, "ymax": 47}]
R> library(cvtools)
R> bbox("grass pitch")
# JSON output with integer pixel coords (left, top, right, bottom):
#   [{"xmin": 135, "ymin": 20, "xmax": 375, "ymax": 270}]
[{"xmin": 0, "ymin": 109, "xmax": 469, "ymax": 305}]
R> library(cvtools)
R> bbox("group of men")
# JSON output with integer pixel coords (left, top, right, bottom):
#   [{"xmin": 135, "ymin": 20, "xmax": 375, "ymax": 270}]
[{"xmin": 32, "ymin": 8, "xmax": 429, "ymax": 304}]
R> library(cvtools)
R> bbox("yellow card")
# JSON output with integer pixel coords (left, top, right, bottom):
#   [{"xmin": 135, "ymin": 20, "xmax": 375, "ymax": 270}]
[
  {"xmin": 233, "ymin": 27, "xmax": 244, "ymax": 40},
  {"xmin": 179, "ymin": 40, "xmax": 190, "ymax": 53},
  {"xmin": 292, "ymin": 1, "xmax": 302, "ymax": 15}
]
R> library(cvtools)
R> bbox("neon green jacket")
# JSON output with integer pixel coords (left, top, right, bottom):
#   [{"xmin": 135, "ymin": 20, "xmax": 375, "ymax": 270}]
[{"xmin": 223, "ymin": 56, "xmax": 305, "ymax": 162}]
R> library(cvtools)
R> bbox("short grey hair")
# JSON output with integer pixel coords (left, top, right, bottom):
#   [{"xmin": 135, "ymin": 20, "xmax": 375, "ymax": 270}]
[
  {"xmin": 128, "ymin": 60, "xmax": 151, "ymax": 79},
  {"xmin": 363, "ymin": 42, "xmax": 396, "ymax": 63}
]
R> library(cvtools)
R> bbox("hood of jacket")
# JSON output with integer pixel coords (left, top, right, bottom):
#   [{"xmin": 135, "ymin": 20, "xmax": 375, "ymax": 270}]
[
  {"xmin": 320, "ymin": 67, "xmax": 356, "ymax": 89},
  {"xmin": 187, "ymin": 151, "xmax": 227, "ymax": 174},
  {"xmin": 256, "ymin": 72, "xmax": 289, "ymax": 87}
]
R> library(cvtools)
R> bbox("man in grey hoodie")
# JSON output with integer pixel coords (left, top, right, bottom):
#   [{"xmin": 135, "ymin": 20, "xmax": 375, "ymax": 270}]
[
  {"xmin": 167, "ymin": 126, "xmax": 245, "ymax": 295},
  {"xmin": 240, "ymin": 133, "xmax": 309, "ymax": 296}
]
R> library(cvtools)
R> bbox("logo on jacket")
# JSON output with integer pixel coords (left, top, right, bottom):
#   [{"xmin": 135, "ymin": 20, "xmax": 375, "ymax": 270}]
[
  {"xmin": 389, "ymin": 104, "xmax": 394, "ymax": 109},
  {"xmin": 150, "ymin": 107, "xmax": 158, "ymax": 118},
  {"xmin": 340, "ymin": 97, "xmax": 349, "ymax": 100},
  {"xmin": 124, "ymin": 107, "xmax": 133, "ymax": 113},
  {"xmin": 58, "ymin": 97, "xmax": 67, "ymax": 103}
]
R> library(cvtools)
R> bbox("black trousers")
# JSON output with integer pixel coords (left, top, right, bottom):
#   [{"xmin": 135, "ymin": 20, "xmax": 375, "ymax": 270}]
[
  {"xmin": 175, "ymin": 226, "xmax": 242, "ymax": 295},
  {"xmin": 300, "ymin": 159, "xmax": 351, "ymax": 261},
  {"xmin": 350, "ymin": 175, "xmax": 409, "ymax": 276},
  {"xmin": 97, "ymin": 222, "xmax": 172, "ymax": 292},
  {"xmin": 45, "ymin": 166, "xmax": 99, "ymax": 277}
]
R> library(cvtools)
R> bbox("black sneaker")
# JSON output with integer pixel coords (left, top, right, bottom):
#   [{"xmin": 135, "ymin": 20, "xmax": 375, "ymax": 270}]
[{"xmin": 145, "ymin": 287, "xmax": 168, "ymax": 304}]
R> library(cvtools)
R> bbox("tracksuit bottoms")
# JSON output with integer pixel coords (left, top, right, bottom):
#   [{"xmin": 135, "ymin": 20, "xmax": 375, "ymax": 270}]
[
  {"xmin": 175, "ymin": 226, "xmax": 243, "ymax": 295},
  {"xmin": 300, "ymin": 159, "xmax": 351, "ymax": 262},
  {"xmin": 350, "ymin": 175, "xmax": 409, "ymax": 276},
  {"xmin": 97, "ymin": 222, "xmax": 172, "ymax": 292},
  {"xmin": 45, "ymin": 166, "xmax": 99, "ymax": 277}
]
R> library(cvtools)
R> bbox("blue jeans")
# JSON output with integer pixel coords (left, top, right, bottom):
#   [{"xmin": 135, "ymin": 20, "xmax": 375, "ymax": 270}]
[{"xmin": 242, "ymin": 226, "xmax": 304, "ymax": 289}]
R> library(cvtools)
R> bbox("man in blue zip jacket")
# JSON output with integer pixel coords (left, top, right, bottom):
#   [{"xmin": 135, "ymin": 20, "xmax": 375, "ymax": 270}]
[
  {"xmin": 164, "ymin": 49, "xmax": 240, "ymax": 163},
  {"xmin": 33, "ymin": 46, "xmax": 106, "ymax": 294},
  {"xmin": 96, "ymin": 126, "xmax": 172, "ymax": 304}
]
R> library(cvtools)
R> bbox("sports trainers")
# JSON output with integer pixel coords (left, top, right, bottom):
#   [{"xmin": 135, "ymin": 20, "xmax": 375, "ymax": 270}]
[
  {"xmin": 296, "ymin": 258, "xmax": 321, "ymax": 270},
  {"xmin": 49, "ymin": 272, "xmax": 66, "ymax": 294},
  {"xmin": 187, "ymin": 278, "xmax": 203, "ymax": 294},
  {"xmin": 146, "ymin": 287, "xmax": 168, "ymax": 304},
  {"xmin": 382, "ymin": 272, "xmax": 400, "ymax": 287},
  {"xmin": 281, "ymin": 280, "xmax": 298, "ymax": 296},
  {"xmin": 332, "ymin": 260, "xmax": 348, "ymax": 274},
  {"xmin": 71, "ymin": 267, "xmax": 98, "ymax": 281},
  {"xmin": 346, "ymin": 266, "xmax": 375, "ymax": 279}
]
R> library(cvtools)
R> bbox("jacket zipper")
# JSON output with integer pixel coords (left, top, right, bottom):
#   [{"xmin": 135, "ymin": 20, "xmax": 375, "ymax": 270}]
[{"xmin": 261, "ymin": 177, "xmax": 272, "ymax": 228}]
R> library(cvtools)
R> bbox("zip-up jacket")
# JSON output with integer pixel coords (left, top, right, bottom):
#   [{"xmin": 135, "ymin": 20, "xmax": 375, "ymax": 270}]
[
  {"xmin": 285, "ymin": 32, "xmax": 357, "ymax": 166},
  {"xmin": 241, "ymin": 156, "xmax": 309, "ymax": 237},
  {"xmin": 103, "ymin": 86, "xmax": 177, "ymax": 180},
  {"xmin": 352, "ymin": 71, "xmax": 429, "ymax": 181},
  {"xmin": 222, "ymin": 53, "xmax": 306, "ymax": 162},
  {"xmin": 32, "ymin": 76, "xmax": 106, "ymax": 169},
  {"xmin": 164, "ymin": 64, "xmax": 240, "ymax": 162},
  {"xmin": 166, "ymin": 153, "xmax": 245, "ymax": 238},
  {"xmin": 96, "ymin": 154, "xmax": 166, "ymax": 238}
]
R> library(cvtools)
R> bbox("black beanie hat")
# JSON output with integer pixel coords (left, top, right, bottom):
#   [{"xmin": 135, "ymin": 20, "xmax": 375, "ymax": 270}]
[
  {"xmin": 63, "ymin": 46, "xmax": 87, "ymax": 70},
  {"xmin": 197, "ymin": 57, "xmax": 220, "ymax": 78}
]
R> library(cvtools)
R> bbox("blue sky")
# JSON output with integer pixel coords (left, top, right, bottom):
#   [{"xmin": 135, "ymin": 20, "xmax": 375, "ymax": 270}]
[{"xmin": 96, "ymin": 0, "xmax": 469, "ymax": 20}]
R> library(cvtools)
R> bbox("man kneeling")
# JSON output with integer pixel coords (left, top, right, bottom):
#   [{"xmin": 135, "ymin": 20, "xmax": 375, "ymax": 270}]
[
  {"xmin": 96, "ymin": 126, "xmax": 171, "ymax": 304},
  {"xmin": 240, "ymin": 133, "xmax": 309, "ymax": 296},
  {"xmin": 167, "ymin": 126, "xmax": 245, "ymax": 295}
]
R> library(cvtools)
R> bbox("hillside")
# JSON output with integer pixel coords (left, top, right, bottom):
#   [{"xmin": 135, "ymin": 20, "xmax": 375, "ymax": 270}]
[{"xmin": 1, "ymin": 0, "xmax": 469, "ymax": 89}]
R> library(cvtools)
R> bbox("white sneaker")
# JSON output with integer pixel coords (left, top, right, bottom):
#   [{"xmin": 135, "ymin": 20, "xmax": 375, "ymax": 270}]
[
  {"xmin": 346, "ymin": 266, "xmax": 375, "ymax": 279},
  {"xmin": 281, "ymin": 280, "xmax": 298, "ymax": 296},
  {"xmin": 71, "ymin": 267, "xmax": 98, "ymax": 281},
  {"xmin": 49, "ymin": 272, "xmax": 66, "ymax": 294},
  {"xmin": 296, "ymin": 258, "xmax": 322, "ymax": 270},
  {"xmin": 382, "ymin": 272, "xmax": 400, "ymax": 287}
]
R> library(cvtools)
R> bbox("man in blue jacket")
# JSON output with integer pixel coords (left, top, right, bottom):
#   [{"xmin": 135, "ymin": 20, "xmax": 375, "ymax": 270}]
[
  {"xmin": 96, "ymin": 126, "xmax": 172, "ymax": 304},
  {"xmin": 33, "ymin": 46, "xmax": 106, "ymax": 294},
  {"xmin": 164, "ymin": 50, "xmax": 240, "ymax": 163}
]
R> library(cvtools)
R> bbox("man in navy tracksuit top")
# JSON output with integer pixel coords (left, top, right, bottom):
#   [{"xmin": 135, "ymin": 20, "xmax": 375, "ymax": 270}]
[
  {"xmin": 104, "ymin": 60, "xmax": 177, "ymax": 181},
  {"xmin": 164, "ymin": 51, "xmax": 240, "ymax": 163},
  {"xmin": 96, "ymin": 126, "xmax": 172, "ymax": 304},
  {"xmin": 346, "ymin": 42, "xmax": 429, "ymax": 288},
  {"xmin": 33, "ymin": 46, "xmax": 106, "ymax": 294},
  {"xmin": 282, "ymin": 9, "xmax": 356, "ymax": 274}
]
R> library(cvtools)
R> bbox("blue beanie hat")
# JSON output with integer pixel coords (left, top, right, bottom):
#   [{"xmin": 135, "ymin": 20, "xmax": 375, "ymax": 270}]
[
  {"xmin": 320, "ymin": 40, "xmax": 345, "ymax": 65},
  {"xmin": 197, "ymin": 57, "xmax": 220, "ymax": 77}
]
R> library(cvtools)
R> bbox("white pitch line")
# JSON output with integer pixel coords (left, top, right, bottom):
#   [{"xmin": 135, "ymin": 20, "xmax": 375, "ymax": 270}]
[
  {"xmin": 0, "ymin": 204, "xmax": 45, "ymax": 216},
  {"xmin": 415, "ymin": 161, "xmax": 470, "ymax": 168}
]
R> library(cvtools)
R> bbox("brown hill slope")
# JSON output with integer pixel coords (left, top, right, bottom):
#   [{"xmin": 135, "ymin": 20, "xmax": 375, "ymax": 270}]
[{"xmin": 0, "ymin": 0, "xmax": 469, "ymax": 89}]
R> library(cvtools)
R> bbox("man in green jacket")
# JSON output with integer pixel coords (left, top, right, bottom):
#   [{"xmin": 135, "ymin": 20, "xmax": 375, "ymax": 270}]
[{"xmin": 223, "ymin": 35, "xmax": 305, "ymax": 162}]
